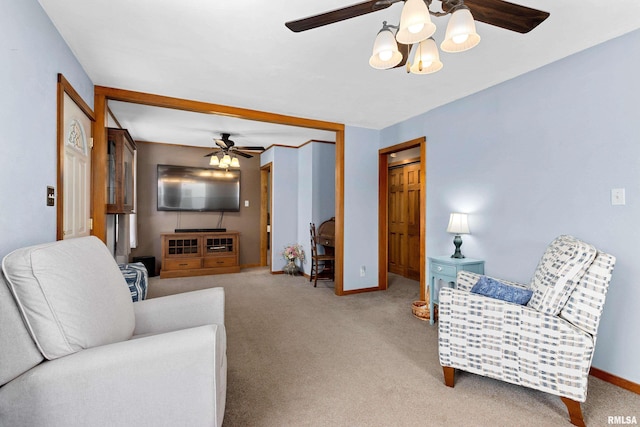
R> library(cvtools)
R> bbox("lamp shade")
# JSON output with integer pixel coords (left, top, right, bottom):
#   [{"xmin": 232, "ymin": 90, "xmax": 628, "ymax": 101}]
[
  {"xmin": 409, "ymin": 38, "xmax": 443, "ymax": 74},
  {"xmin": 230, "ymin": 157, "xmax": 240, "ymax": 168},
  {"xmin": 221, "ymin": 154, "xmax": 231, "ymax": 165},
  {"xmin": 209, "ymin": 155, "xmax": 219, "ymax": 166},
  {"xmin": 440, "ymin": 7, "xmax": 480, "ymax": 53},
  {"xmin": 369, "ymin": 27, "xmax": 403, "ymax": 69},
  {"xmin": 446, "ymin": 213, "xmax": 470, "ymax": 234},
  {"xmin": 396, "ymin": 0, "xmax": 436, "ymax": 45}
]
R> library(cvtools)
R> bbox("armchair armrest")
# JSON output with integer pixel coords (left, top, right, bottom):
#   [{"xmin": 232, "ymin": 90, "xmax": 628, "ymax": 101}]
[
  {"xmin": 438, "ymin": 287, "xmax": 593, "ymax": 402},
  {"xmin": 133, "ymin": 287, "xmax": 225, "ymax": 336},
  {"xmin": 0, "ymin": 325, "xmax": 226, "ymax": 427},
  {"xmin": 456, "ymin": 270, "xmax": 529, "ymax": 292}
]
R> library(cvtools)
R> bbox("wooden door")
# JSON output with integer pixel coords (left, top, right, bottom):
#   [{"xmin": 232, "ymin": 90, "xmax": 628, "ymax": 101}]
[
  {"xmin": 62, "ymin": 92, "xmax": 92, "ymax": 239},
  {"xmin": 388, "ymin": 162, "xmax": 421, "ymax": 280}
]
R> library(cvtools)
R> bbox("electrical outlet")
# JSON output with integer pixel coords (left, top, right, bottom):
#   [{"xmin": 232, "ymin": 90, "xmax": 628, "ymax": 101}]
[
  {"xmin": 360, "ymin": 266, "xmax": 366, "ymax": 277},
  {"xmin": 244, "ymin": 200, "xmax": 249, "ymax": 207}
]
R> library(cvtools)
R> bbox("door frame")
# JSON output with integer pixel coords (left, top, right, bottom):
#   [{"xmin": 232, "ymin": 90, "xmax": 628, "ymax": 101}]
[
  {"xmin": 56, "ymin": 74, "xmax": 95, "ymax": 241},
  {"xmin": 260, "ymin": 163, "xmax": 272, "ymax": 268},
  {"xmin": 378, "ymin": 137, "xmax": 427, "ymax": 300},
  {"xmin": 92, "ymin": 86, "xmax": 346, "ymax": 295}
]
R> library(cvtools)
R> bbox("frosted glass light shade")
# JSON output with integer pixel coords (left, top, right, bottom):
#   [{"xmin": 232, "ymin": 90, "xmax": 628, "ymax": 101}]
[
  {"xmin": 230, "ymin": 157, "xmax": 240, "ymax": 168},
  {"xmin": 209, "ymin": 156, "xmax": 219, "ymax": 166},
  {"xmin": 446, "ymin": 212, "xmax": 470, "ymax": 234},
  {"xmin": 410, "ymin": 38, "xmax": 443, "ymax": 74},
  {"xmin": 369, "ymin": 28, "xmax": 402, "ymax": 69},
  {"xmin": 440, "ymin": 7, "xmax": 480, "ymax": 53},
  {"xmin": 396, "ymin": 0, "xmax": 436, "ymax": 44},
  {"xmin": 221, "ymin": 154, "xmax": 231, "ymax": 165}
]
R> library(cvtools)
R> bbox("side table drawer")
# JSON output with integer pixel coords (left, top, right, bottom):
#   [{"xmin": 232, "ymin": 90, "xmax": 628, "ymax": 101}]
[
  {"xmin": 164, "ymin": 258, "xmax": 202, "ymax": 270},
  {"xmin": 432, "ymin": 263, "xmax": 456, "ymax": 277}
]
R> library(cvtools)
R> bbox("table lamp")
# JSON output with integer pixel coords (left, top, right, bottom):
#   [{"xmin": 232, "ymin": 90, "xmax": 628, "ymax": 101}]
[{"xmin": 446, "ymin": 212, "xmax": 470, "ymax": 258}]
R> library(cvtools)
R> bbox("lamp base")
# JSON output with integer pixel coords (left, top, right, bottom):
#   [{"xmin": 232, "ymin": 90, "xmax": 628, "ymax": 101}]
[{"xmin": 451, "ymin": 234, "xmax": 465, "ymax": 259}]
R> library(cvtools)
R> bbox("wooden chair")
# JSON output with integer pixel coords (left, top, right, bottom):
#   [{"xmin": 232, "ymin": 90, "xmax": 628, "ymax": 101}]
[{"xmin": 309, "ymin": 223, "xmax": 335, "ymax": 287}]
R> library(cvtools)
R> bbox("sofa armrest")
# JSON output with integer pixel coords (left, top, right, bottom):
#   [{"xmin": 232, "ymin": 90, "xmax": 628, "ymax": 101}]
[
  {"xmin": 0, "ymin": 324, "xmax": 226, "ymax": 427},
  {"xmin": 133, "ymin": 287, "xmax": 225, "ymax": 336},
  {"xmin": 438, "ymin": 287, "xmax": 593, "ymax": 402},
  {"xmin": 456, "ymin": 270, "xmax": 529, "ymax": 292}
]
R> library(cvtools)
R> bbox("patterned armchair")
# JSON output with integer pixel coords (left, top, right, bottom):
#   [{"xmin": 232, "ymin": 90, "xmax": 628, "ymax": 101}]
[{"xmin": 438, "ymin": 235, "xmax": 615, "ymax": 427}]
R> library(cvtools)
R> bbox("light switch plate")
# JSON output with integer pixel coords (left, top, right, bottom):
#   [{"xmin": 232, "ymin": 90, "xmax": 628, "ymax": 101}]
[
  {"xmin": 611, "ymin": 188, "xmax": 626, "ymax": 205},
  {"xmin": 244, "ymin": 200, "xmax": 249, "ymax": 207}
]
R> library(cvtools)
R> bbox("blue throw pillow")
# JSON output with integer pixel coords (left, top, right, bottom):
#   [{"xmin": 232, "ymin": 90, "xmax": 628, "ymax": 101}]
[{"xmin": 470, "ymin": 276, "xmax": 533, "ymax": 305}]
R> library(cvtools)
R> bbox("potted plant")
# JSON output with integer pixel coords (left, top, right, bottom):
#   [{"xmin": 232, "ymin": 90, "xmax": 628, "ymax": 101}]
[{"xmin": 282, "ymin": 244, "xmax": 305, "ymax": 275}]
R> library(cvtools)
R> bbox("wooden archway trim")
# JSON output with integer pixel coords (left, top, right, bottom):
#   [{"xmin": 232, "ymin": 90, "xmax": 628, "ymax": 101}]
[{"xmin": 92, "ymin": 86, "xmax": 345, "ymax": 295}]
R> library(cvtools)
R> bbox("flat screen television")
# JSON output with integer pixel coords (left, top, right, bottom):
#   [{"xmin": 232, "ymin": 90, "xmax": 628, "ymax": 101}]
[{"xmin": 157, "ymin": 164, "xmax": 240, "ymax": 212}]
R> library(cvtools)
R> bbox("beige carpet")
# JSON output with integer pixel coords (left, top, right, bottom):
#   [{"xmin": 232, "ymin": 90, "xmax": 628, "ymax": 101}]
[{"xmin": 148, "ymin": 268, "xmax": 639, "ymax": 427}]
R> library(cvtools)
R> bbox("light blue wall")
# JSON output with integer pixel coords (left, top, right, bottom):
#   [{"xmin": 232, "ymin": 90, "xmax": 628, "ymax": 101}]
[
  {"xmin": 297, "ymin": 143, "xmax": 313, "ymax": 274},
  {"xmin": 262, "ymin": 142, "xmax": 336, "ymax": 274},
  {"xmin": 312, "ymin": 143, "xmax": 336, "ymax": 225},
  {"xmin": 1, "ymin": 0, "xmax": 94, "ymax": 258},
  {"xmin": 343, "ymin": 127, "xmax": 380, "ymax": 291},
  {"xmin": 261, "ymin": 146, "xmax": 298, "ymax": 270},
  {"xmin": 380, "ymin": 29, "xmax": 640, "ymax": 383}
]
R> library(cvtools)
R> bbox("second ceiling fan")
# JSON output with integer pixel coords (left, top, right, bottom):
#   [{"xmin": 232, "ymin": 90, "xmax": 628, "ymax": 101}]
[{"xmin": 204, "ymin": 133, "xmax": 266, "ymax": 168}]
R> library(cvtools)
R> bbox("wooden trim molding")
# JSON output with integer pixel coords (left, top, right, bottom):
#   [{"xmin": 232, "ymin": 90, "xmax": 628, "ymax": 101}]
[
  {"xmin": 93, "ymin": 86, "xmax": 346, "ymax": 296},
  {"xmin": 590, "ymin": 367, "xmax": 640, "ymax": 395}
]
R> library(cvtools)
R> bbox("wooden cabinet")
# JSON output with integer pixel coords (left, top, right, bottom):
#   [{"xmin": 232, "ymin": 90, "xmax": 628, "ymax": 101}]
[
  {"xmin": 107, "ymin": 128, "xmax": 136, "ymax": 214},
  {"xmin": 160, "ymin": 231, "xmax": 240, "ymax": 278}
]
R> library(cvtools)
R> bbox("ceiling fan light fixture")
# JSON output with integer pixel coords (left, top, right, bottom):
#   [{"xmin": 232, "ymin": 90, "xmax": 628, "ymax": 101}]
[
  {"xmin": 230, "ymin": 157, "xmax": 240, "ymax": 168},
  {"xmin": 369, "ymin": 25, "xmax": 403, "ymax": 69},
  {"xmin": 440, "ymin": 6, "xmax": 480, "ymax": 53},
  {"xmin": 209, "ymin": 155, "xmax": 220, "ymax": 166},
  {"xmin": 410, "ymin": 38, "xmax": 443, "ymax": 74},
  {"xmin": 221, "ymin": 154, "xmax": 232, "ymax": 165},
  {"xmin": 396, "ymin": 0, "xmax": 436, "ymax": 45}
]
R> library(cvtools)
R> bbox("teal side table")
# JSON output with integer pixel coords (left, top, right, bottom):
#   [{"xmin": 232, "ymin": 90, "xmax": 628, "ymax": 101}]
[{"xmin": 428, "ymin": 256, "xmax": 484, "ymax": 325}]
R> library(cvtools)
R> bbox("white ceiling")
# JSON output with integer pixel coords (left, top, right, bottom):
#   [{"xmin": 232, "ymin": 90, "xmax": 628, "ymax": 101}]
[{"xmin": 39, "ymin": 0, "xmax": 640, "ymax": 149}]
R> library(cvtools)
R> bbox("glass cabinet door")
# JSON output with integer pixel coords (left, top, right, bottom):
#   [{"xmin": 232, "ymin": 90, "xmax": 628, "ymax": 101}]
[{"xmin": 106, "ymin": 128, "xmax": 136, "ymax": 214}]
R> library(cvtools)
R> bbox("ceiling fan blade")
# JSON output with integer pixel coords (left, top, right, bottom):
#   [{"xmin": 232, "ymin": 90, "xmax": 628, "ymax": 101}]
[
  {"xmin": 215, "ymin": 139, "xmax": 228, "ymax": 149},
  {"xmin": 461, "ymin": 0, "xmax": 550, "ymax": 34},
  {"xmin": 234, "ymin": 146, "xmax": 266, "ymax": 151},
  {"xmin": 204, "ymin": 150, "xmax": 222, "ymax": 157},
  {"xmin": 285, "ymin": 0, "xmax": 394, "ymax": 33},
  {"xmin": 234, "ymin": 151, "xmax": 253, "ymax": 159}
]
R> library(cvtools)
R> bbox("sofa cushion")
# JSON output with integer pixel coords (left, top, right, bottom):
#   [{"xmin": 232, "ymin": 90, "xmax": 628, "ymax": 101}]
[
  {"xmin": 471, "ymin": 276, "xmax": 533, "ymax": 305},
  {"xmin": 2, "ymin": 237, "xmax": 135, "ymax": 360},
  {"xmin": 527, "ymin": 235, "xmax": 597, "ymax": 315},
  {"xmin": 0, "ymin": 274, "xmax": 44, "ymax": 386}
]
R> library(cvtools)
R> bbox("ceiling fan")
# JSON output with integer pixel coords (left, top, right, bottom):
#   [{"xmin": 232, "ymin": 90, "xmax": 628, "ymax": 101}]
[
  {"xmin": 286, "ymin": 0, "xmax": 549, "ymax": 73},
  {"xmin": 285, "ymin": 0, "xmax": 549, "ymax": 35},
  {"xmin": 203, "ymin": 133, "xmax": 266, "ymax": 160}
]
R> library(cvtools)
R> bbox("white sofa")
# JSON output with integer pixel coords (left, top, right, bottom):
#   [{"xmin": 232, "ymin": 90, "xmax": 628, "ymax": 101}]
[{"xmin": 0, "ymin": 236, "xmax": 226, "ymax": 427}]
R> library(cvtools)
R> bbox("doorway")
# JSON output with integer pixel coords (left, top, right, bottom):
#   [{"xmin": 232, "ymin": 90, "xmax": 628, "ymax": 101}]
[
  {"xmin": 378, "ymin": 137, "xmax": 426, "ymax": 300},
  {"xmin": 92, "ymin": 87, "xmax": 346, "ymax": 295},
  {"xmin": 388, "ymin": 159, "xmax": 421, "ymax": 281},
  {"xmin": 56, "ymin": 74, "xmax": 95, "ymax": 241},
  {"xmin": 260, "ymin": 163, "xmax": 272, "ymax": 268}
]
